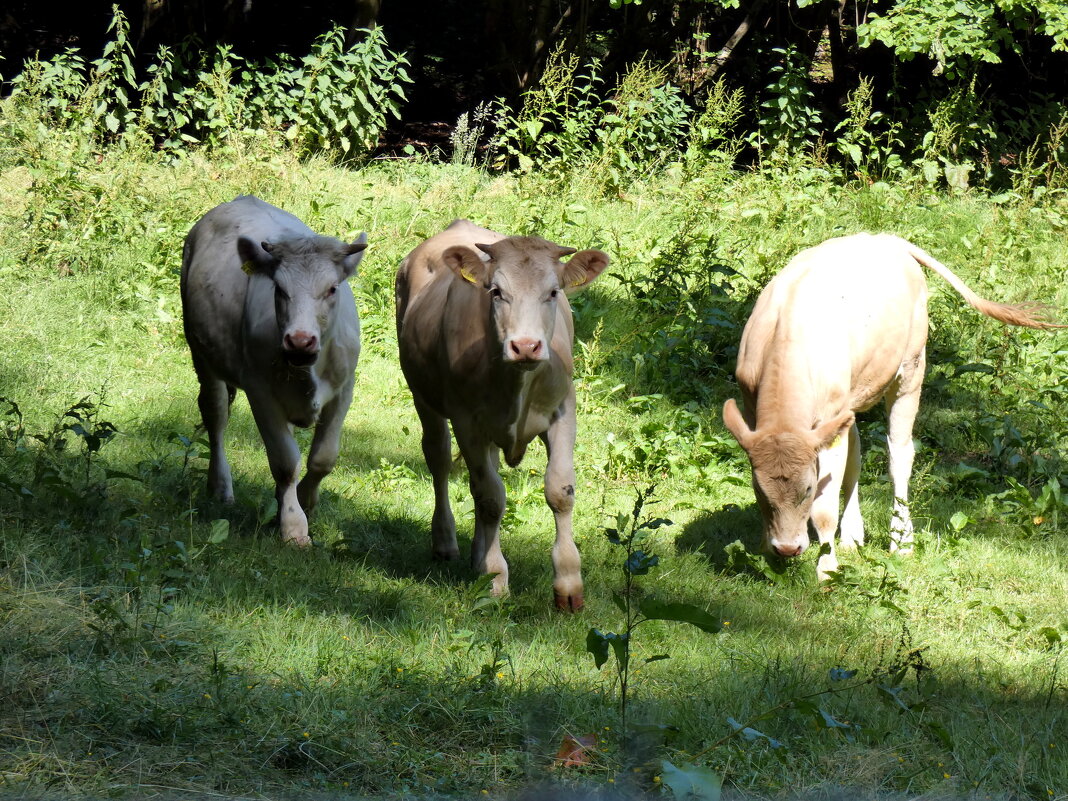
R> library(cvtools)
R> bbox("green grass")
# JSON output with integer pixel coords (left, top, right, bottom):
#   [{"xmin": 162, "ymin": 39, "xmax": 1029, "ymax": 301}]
[{"xmin": 1, "ymin": 132, "xmax": 1067, "ymax": 800}]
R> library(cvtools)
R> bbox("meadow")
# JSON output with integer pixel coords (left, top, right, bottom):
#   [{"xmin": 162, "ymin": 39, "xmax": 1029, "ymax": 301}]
[{"xmin": 1, "ymin": 124, "xmax": 1067, "ymax": 801}]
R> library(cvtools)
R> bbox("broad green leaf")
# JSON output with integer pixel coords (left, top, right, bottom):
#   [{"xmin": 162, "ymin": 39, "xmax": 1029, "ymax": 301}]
[
  {"xmin": 586, "ymin": 628, "xmax": 610, "ymax": 669},
  {"xmin": 727, "ymin": 716, "xmax": 784, "ymax": 749},
  {"xmin": 638, "ymin": 598, "xmax": 722, "ymax": 633},
  {"xmin": 208, "ymin": 518, "xmax": 230, "ymax": 545},
  {"xmin": 659, "ymin": 759, "xmax": 722, "ymax": 801}
]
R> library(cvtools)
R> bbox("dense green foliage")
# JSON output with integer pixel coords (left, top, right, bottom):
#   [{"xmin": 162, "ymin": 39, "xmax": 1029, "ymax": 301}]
[{"xmin": 6, "ymin": 7, "xmax": 409, "ymax": 159}]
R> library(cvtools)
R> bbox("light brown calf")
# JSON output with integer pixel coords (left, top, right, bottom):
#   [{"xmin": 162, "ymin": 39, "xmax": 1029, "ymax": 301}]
[
  {"xmin": 723, "ymin": 233, "xmax": 1058, "ymax": 580},
  {"xmin": 396, "ymin": 220, "xmax": 608, "ymax": 610}
]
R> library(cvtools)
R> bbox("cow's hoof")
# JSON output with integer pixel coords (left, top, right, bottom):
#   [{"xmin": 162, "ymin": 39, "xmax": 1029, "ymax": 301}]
[
  {"xmin": 432, "ymin": 547, "xmax": 460, "ymax": 561},
  {"xmin": 283, "ymin": 533, "xmax": 313, "ymax": 548},
  {"xmin": 554, "ymin": 591, "xmax": 584, "ymax": 613}
]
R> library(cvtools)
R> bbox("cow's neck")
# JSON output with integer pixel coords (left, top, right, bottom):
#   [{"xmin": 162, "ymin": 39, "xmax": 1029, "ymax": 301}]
[
  {"xmin": 487, "ymin": 355, "xmax": 544, "ymax": 461},
  {"xmin": 754, "ymin": 342, "xmax": 822, "ymax": 433}
]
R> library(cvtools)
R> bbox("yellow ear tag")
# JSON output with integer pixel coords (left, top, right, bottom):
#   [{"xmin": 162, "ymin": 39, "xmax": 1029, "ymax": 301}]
[
  {"xmin": 459, "ymin": 266, "xmax": 478, "ymax": 284},
  {"xmin": 568, "ymin": 275, "xmax": 587, "ymax": 288},
  {"xmin": 241, "ymin": 260, "xmax": 255, "ymax": 275},
  {"xmin": 829, "ymin": 435, "xmax": 842, "ymax": 449}
]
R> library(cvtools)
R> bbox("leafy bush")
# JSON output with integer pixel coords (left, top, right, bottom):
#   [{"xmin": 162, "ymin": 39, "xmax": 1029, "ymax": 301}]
[
  {"xmin": 858, "ymin": 0, "xmax": 1068, "ymax": 80},
  {"xmin": 750, "ymin": 46, "xmax": 823, "ymax": 160},
  {"xmin": 5, "ymin": 6, "xmax": 410, "ymax": 160},
  {"xmin": 833, "ymin": 77, "xmax": 907, "ymax": 183},
  {"xmin": 493, "ymin": 51, "xmax": 691, "ymax": 190}
]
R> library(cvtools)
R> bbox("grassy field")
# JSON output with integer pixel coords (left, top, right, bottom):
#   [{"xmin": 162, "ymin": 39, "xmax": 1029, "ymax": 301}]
[{"xmin": 1, "ymin": 130, "xmax": 1067, "ymax": 800}]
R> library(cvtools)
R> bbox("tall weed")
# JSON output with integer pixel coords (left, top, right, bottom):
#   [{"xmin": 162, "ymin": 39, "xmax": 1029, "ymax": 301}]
[{"xmin": 493, "ymin": 50, "xmax": 691, "ymax": 192}]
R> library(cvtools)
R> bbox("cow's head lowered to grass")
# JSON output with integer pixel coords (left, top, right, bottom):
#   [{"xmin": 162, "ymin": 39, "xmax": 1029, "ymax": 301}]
[
  {"xmin": 238, "ymin": 233, "xmax": 367, "ymax": 366},
  {"xmin": 441, "ymin": 236, "xmax": 608, "ymax": 367},
  {"xmin": 723, "ymin": 399, "xmax": 854, "ymax": 559}
]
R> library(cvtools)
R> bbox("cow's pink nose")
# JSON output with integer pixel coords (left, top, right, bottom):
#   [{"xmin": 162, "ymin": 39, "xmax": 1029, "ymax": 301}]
[
  {"xmin": 772, "ymin": 543, "xmax": 804, "ymax": 558},
  {"xmin": 285, "ymin": 331, "xmax": 319, "ymax": 352},
  {"xmin": 508, "ymin": 337, "xmax": 543, "ymax": 361}
]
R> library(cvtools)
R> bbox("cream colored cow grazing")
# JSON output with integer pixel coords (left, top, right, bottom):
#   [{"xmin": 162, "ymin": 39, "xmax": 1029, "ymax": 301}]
[
  {"xmin": 723, "ymin": 233, "xmax": 1059, "ymax": 580},
  {"xmin": 396, "ymin": 219, "xmax": 608, "ymax": 610}
]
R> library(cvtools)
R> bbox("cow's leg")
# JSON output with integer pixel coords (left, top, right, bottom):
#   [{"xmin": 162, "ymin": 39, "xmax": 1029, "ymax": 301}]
[
  {"xmin": 197, "ymin": 373, "xmax": 236, "ymax": 503},
  {"xmin": 811, "ymin": 436, "xmax": 850, "ymax": 582},
  {"xmin": 886, "ymin": 353, "xmax": 924, "ymax": 554},
  {"xmin": 838, "ymin": 422, "xmax": 864, "ymax": 549},
  {"xmin": 455, "ymin": 423, "xmax": 508, "ymax": 596},
  {"xmin": 297, "ymin": 383, "xmax": 352, "ymax": 517},
  {"xmin": 414, "ymin": 398, "xmax": 459, "ymax": 561},
  {"xmin": 248, "ymin": 397, "xmax": 309, "ymax": 547},
  {"xmin": 540, "ymin": 388, "xmax": 583, "ymax": 612}
]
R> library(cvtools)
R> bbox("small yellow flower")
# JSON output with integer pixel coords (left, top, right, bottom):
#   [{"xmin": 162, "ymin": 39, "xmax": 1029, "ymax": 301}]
[
  {"xmin": 342, "ymin": 635, "xmax": 350, "ymax": 641},
  {"xmin": 604, "ymin": 726, "xmax": 611, "ymax": 731},
  {"xmin": 496, "ymin": 672, "xmax": 504, "ymax": 679},
  {"xmin": 303, "ymin": 732, "xmax": 310, "ymax": 738},
  {"xmin": 723, "ymin": 621, "xmax": 731, "ymax": 626},
  {"xmin": 392, "ymin": 741, "xmax": 400, "ymax": 746},
  {"xmin": 343, "ymin": 782, "xmax": 350, "ymax": 788},
  {"xmin": 397, "ymin": 668, "xmax": 404, "ymax": 673},
  {"xmin": 943, "ymin": 772, "xmax": 951, "ymax": 779},
  {"xmin": 203, "ymin": 693, "xmax": 211, "ymax": 699},
  {"xmin": 653, "ymin": 776, "xmax": 661, "ymax": 784},
  {"xmin": 608, "ymin": 779, "xmax": 615, "ymax": 784},
  {"xmin": 481, "ymin": 790, "xmax": 488, "ymax": 796}
]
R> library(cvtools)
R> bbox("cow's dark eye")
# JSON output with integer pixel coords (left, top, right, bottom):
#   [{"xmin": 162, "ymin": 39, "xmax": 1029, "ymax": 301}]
[
  {"xmin": 328, "ymin": 285, "xmax": 337, "ymax": 297},
  {"xmin": 548, "ymin": 288, "xmax": 559, "ymax": 300},
  {"xmin": 489, "ymin": 285, "xmax": 503, "ymax": 300},
  {"xmin": 274, "ymin": 286, "xmax": 290, "ymax": 301}
]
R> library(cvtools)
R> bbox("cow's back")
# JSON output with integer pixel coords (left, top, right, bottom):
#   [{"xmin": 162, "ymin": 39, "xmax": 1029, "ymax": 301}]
[{"xmin": 737, "ymin": 233, "xmax": 929, "ymax": 413}]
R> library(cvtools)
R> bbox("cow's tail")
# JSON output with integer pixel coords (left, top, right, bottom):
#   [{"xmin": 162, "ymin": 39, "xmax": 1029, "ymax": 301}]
[{"xmin": 903, "ymin": 239, "xmax": 1064, "ymax": 329}]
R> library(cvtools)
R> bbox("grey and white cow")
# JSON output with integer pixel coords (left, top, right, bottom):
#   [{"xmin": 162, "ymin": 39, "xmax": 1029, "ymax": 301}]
[
  {"xmin": 181, "ymin": 195, "xmax": 366, "ymax": 545},
  {"xmin": 396, "ymin": 219, "xmax": 608, "ymax": 610}
]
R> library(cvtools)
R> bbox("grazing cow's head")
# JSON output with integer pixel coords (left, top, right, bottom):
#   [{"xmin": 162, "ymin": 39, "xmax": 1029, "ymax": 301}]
[
  {"xmin": 723, "ymin": 399, "xmax": 853, "ymax": 559},
  {"xmin": 238, "ymin": 233, "xmax": 367, "ymax": 366},
  {"xmin": 441, "ymin": 236, "xmax": 608, "ymax": 367}
]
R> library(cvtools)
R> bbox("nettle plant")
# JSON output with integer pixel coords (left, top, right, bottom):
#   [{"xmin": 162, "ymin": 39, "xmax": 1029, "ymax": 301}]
[
  {"xmin": 9, "ymin": 6, "xmax": 410, "ymax": 159},
  {"xmin": 493, "ymin": 50, "xmax": 691, "ymax": 189}
]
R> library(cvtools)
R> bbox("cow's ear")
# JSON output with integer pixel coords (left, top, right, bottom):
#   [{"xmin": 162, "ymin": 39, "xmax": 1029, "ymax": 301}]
[
  {"xmin": 812, "ymin": 409, "xmax": 855, "ymax": 452},
  {"xmin": 238, "ymin": 236, "xmax": 278, "ymax": 276},
  {"xmin": 560, "ymin": 249, "xmax": 609, "ymax": 293},
  {"xmin": 722, "ymin": 398, "xmax": 756, "ymax": 451},
  {"xmin": 339, "ymin": 232, "xmax": 368, "ymax": 279},
  {"xmin": 443, "ymin": 244, "xmax": 490, "ymax": 285}
]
